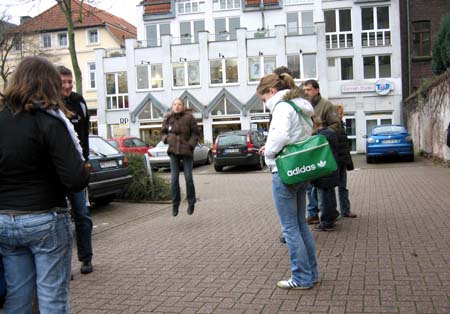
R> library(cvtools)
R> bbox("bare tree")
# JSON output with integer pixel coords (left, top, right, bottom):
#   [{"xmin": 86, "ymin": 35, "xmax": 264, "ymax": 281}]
[{"xmin": 0, "ymin": 13, "xmax": 19, "ymax": 89}]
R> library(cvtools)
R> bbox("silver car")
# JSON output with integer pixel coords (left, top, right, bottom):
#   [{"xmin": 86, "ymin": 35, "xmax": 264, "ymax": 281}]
[{"xmin": 147, "ymin": 141, "xmax": 212, "ymax": 169}]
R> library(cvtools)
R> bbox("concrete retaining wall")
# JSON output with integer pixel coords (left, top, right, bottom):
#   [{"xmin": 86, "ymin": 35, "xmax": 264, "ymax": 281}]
[{"xmin": 403, "ymin": 69, "xmax": 450, "ymax": 162}]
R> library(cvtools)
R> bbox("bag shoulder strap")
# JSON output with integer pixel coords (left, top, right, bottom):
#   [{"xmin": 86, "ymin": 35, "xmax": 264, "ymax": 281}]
[{"xmin": 275, "ymin": 99, "xmax": 313, "ymax": 128}]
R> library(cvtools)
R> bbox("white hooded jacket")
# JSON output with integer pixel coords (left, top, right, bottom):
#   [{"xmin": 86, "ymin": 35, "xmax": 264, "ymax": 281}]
[{"xmin": 264, "ymin": 89, "xmax": 314, "ymax": 173}]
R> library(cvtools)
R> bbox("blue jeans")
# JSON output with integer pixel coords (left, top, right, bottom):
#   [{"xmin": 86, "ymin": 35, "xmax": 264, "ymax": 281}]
[
  {"xmin": 336, "ymin": 164, "xmax": 351, "ymax": 216},
  {"xmin": 272, "ymin": 173, "xmax": 319, "ymax": 286},
  {"xmin": 317, "ymin": 188, "xmax": 340, "ymax": 227},
  {"xmin": 306, "ymin": 185, "xmax": 319, "ymax": 218},
  {"xmin": 0, "ymin": 212, "xmax": 73, "ymax": 314},
  {"xmin": 68, "ymin": 190, "xmax": 93, "ymax": 262},
  {"xmin": 169, "ymin": 154, "xmax": 196, "ymax": 207}
]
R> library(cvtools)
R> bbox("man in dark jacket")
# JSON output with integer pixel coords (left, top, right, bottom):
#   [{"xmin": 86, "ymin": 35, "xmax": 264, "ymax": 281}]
[
  {"xmin": 58, "ymin": 66, "xmax": 94, "ymax": 274},
  {"xmin": 334, "ymin": 105, "xmax": 357, "ymax": 218}
]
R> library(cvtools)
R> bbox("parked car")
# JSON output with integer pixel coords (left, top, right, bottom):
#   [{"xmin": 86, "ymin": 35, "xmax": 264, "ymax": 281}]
[
  {"xmin": 364, "ymin": 124, "xmax": 414, "ymax": 163},
  {"xmin": 107, "ymin": 136, "xmax": 152, "ymax": 155},
  {"xmin": 87, "ymin": 135, "xmax": 133, "ymax": 205},
  {"xmin": 212, "ymin": 130, "xmax": 266, "ymax": 172},
  {"xmin": 147, "ymin": 141, "xmax": 213, "ymax": 169}
]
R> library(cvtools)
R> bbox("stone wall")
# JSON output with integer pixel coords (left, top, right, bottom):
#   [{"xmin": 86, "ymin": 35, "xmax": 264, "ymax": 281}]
[{"xmin": 403, "ymin": 69, "xmax": 450, "ymax": 162}]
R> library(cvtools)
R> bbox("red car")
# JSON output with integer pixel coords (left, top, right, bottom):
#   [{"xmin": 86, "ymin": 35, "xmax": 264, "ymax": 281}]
[{"xmin": 107, "ymin": 137, "xmax": 152, "ymax": 155}]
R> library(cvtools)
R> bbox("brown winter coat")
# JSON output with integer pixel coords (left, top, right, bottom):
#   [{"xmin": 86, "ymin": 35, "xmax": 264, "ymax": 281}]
[
  {"xmin": 161, "ymin": 110, "xmax": 200, "ymax": 157},
  {"xmin": 311, "ymin": 95, "xmax": 341, "ymax": 133}
]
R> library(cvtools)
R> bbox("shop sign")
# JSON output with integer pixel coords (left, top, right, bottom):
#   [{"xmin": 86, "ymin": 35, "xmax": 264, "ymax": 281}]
[
  {"xmin": 119, "ymin": 117, "xmax": 129, "ymax": 128},
  {"xmin": 341, "ymin": 84, "xmax": 375, "ymax": 93},
  {"xmin": 375, "ymin": 80, "xmax": 394, "ymax": 95}
]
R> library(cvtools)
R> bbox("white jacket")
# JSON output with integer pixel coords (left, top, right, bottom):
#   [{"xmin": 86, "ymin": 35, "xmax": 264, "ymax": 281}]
[{"xmin": 264, "ymin": 89, "xmax": 314, "ymax": 173}]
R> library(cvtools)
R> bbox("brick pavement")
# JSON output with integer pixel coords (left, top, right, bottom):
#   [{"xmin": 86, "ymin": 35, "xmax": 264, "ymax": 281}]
[{"xmin": 70, "ymin": 156, "xmax": 450, "ymax": 314}]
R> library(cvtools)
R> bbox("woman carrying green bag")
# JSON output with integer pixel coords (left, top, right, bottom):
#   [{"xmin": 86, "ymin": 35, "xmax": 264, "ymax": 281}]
[{"xmin": 257, "ymin": 73, "xmax": 319, "ymax": 290}]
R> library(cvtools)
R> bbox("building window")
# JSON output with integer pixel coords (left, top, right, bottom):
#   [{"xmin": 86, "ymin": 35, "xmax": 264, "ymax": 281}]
[
  {"xmin": 287, "ymin": 53, "xmax": 317, "ymax": 80},
  {"xmin": 412, "ymin": 21, "xmax": 431, "ymax": 57},
  {"xmin": 285, "ymin": 0, "xmax": 314, "ymax": 4},
  {"xmin": 287, "ymin": 11, "xmax": 314, "ymax": 35},
  {"xmin": 41, "ymin": 33, "xmax": 52, "ymax": 48},
  {"xmin": 180, "ymin": 20, "xmax": 205, "ymax": 44},
  {"xmin": 106, "ymin": 72, "xmax": 128, "ymax": 110},
  {"xmin": 361, "ymin": 6, "xmax": 390, "ymax": 47},
  {"xmin": 363, "ymin": 55, "xmax": 391, "ymax": 79},
  {"xmin": 173, "ymin": 61, "xmax": 200, "ymax": 87},
  {"xmin": 87, "ymin": 62, "xmax": 96, "ymax": 90},
  {"xmin": 344, "ymin": 117, "xmax": 356, "ymax": 152},
  {"xmin": 325, "ymin": 9, "xmax": 352, "ymax": 49},
  {"xmin": 146, "ymin": 23, "xmax": 170, "ymax": 47},
  {"xmin": 210, "ymin": 58, "xmax": 238, "ymax": 85},
  {"xmin": 212, "ymin": 98, "xmax": 240, "ymax": 116},
  {"xmin": 340, "ymin": 57, "xmax": 353, "ymax": 80},
  {"xmin": 248, "ymin": 56, "xmax": 276, "ymax": 82},
  {"xmin": 13, "ymin": 37, "xmax": 22, "ymax": 52},
  {"xmin": 178, "ymin": 0, "xmax": 205, "ymax": 13},
  {"xmin": 87, "ymin": 29, "xmax": 99, "ymax": 44},
  {"xmin": 57, "ymin": 32, "xmax": 68, "ymax": 47},
  {"xmin": 214, "ymin": 17, "xmax": 240, "ymax": 40},
  {"xmin": 213, "ymin": 0, "xmax": 240, "ymax": 11},
  {"xmin": 136, "ymin": 64, "xmax": 163, "ymax": 90}
]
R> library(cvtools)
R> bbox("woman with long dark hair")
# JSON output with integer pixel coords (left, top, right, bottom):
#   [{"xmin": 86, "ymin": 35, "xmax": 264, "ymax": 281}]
[
  {"xmin": 0, "ymin": 56, "xmax": 89, "ymax": 313},
  {"xmin": 257, "ymin": 73, "xmax": 319, "ymax": 289}
]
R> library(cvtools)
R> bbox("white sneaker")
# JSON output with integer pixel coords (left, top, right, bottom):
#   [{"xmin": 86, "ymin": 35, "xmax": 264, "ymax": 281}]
[{"xmin": 277, "ymin": 279, "xmax": 313, "ymax": 290}]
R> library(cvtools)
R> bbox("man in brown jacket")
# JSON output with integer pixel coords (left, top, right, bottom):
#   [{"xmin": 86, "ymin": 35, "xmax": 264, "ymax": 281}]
[
  {"xmin": 161, "ymin": 98, "xmax": 200, "ymax": 216},
  {"xmin": 302, "ymin": 80, "xmax": 341, "ymax": 226}
]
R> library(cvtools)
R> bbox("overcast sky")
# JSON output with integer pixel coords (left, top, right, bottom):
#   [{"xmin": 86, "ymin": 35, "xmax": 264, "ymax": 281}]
[{"xmin": 0, "ymin": 0, "xmax": 141, "ymax": 26}]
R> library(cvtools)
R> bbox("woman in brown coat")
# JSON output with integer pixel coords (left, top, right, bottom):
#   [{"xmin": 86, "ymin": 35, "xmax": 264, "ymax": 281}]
[{"xmin": 161, "ymin": 98, "xmax": 200, "ymax": 216}]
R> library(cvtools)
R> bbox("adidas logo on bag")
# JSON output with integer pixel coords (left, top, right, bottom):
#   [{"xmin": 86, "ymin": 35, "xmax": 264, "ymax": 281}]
[
  {"xmin": 287, "ymin": 164, "xmax": 316, "ymax": 177},
  {"xmin": 317, "ymin": 160, "xmax": 326, "ymax": 168}
]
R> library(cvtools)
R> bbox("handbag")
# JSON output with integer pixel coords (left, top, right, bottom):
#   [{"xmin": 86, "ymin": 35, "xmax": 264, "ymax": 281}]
[{"xmin": 274, "ymin": 100, "xmax": 337, "ymax": 185}]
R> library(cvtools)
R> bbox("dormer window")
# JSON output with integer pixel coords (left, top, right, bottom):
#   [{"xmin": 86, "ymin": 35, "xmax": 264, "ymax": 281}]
[{"xmin": 87, "ymin": 29, "xmax": 99, "ymax": 45}]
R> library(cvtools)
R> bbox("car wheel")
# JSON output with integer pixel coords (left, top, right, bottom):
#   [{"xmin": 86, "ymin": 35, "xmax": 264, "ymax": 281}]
[
  {"xmin": 205, "ymin": 152, "xmax": 213, "ymax": 165},
  {"xmin": 92, "ymin": 195, "xmax": 115, "ymax": 206},
  {"xmin": 406, "ymin": 154, "xmax": 415, "ymax": 162},
  {"xmin": 214, "ymin": 164, "xmax": 223, "ymax": 172},
  {"xmin": 366, "ymin": 156, "xmax": 373, "ymax": 163},
  {"xmin": 255, "ymin": 155, "xmax": 264, "ymax": 170}
]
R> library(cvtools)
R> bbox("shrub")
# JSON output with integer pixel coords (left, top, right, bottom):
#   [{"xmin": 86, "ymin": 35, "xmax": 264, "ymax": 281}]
[
  {"xmin": 117, "ymin": 153, "xmax": 171, "ymax": 202},
  {"xmin": 432, "ymin": 15, "xmax": 450, "ymax": 75}
]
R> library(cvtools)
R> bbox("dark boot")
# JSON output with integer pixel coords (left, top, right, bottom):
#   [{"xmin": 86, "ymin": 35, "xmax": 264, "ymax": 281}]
[
  {"xmin": 187, "ymin": 204, "xmax": 195, "ymax": 215},
  {"xmin": 80, "ymin": 261, "xmax": 93, "ymax": 274},
  {"xmin": 172, "ymin": 206, "xmax": 179, "ymax": 217}
]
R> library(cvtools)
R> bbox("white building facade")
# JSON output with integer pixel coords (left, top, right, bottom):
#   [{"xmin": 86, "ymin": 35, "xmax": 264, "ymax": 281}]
[{"xmin": 95, "ymin": 0, "xmax": 402, "ymax": 153}]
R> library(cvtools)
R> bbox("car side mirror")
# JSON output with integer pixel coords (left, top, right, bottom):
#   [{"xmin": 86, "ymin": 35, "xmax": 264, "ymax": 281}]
[{"xmin": 362, "ymin": 135, "xmax": 368, "ymax": 139}]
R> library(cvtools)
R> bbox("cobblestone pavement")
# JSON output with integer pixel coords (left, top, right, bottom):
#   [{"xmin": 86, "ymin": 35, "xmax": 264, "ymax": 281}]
[{"xmin": 70, "ymin": 155, "xmax": 450, "ymax": 314}]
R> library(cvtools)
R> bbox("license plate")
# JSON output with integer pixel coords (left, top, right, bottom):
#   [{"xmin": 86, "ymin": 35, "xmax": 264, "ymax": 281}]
[
  {"xmin": 100, "ymin": 160, "xmax": 117, "ymax": 168},
  {"xmin": 383, "ymin": 139, "xmax": 399, "ymax": 144},
  {"xmin": 156, "ymin": 152, "xmax": 167, "ymax": 157},
  {"xmin": 224, "ymin": 148, "xmax": 239, "ymax": 153}
]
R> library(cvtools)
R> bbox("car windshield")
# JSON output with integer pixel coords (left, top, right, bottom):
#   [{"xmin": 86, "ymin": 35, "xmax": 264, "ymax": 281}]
[
  {"xmin": 107, "ymin": 140, "xmax": 119, "ymax": 149},
  {"xmin": 373, "ymin": 126, "xmax": 407, "ymax": 135},
  {"xmin": 156, "ymin": 141, "xmax": 168, "ymax": 148},
  {"xmin": 217, "ymin": 134, "xmax": 246, "ymax": 147},
  {"xmin": 90, "ymin": 137, "xmax": 120, "ymax": 156}
]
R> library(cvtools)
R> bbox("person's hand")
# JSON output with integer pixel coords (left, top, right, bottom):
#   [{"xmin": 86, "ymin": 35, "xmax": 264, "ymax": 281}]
[{"xmin": 258, "ymin": 145, "xmax": 265, "ymax": 156}]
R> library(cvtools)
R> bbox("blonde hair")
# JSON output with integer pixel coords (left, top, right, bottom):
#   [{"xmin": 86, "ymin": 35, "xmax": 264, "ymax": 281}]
[
  {"xmin": 256, "ymin": 73, "xmax": 306, "ymax": 101},
  {"xmin": 172, "ymin": 97, "xmax": 185, "ymax": 107}
]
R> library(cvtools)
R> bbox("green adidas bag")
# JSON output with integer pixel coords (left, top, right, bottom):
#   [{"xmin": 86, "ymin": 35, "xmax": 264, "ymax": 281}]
[{"xmin": 275, "ymin": 134, "xmax": 337, "ymax": 185}]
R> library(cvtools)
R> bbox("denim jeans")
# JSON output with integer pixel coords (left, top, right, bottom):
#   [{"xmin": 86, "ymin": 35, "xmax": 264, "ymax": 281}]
[
  {"xmin": 169, "ymin": 154, "xmax": 196, "ymax": 207},
  {"xmin": 317, "ymin": 188, "xmax": 340, "ymax": 227},
  {"xmin": 0, "ymin": 212, "xmax": 73, "ymax": 314},
  {"xmin": 272, "ymin": 173, "xmax": 319, "ymax": 286},
  {"xmin": 306, "ymin": 185, "xmax": 319, "ymax": 218},
  {"xmin": 68, "ymin": 190, "xmax": 93, "ymax": 262},
  {"xmin": 336, "ymin": 164, "xmax": 351, "ymax": 216}
]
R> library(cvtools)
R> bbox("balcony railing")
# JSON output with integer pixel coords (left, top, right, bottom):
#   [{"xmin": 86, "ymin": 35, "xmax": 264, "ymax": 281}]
[
  {"xmin": 286, "ymin": 26, "xmax": 315, "ymax": 36},
  {"xmin": 361, "ymin": 30, "xmax": 391, "ymax": 47},
  {"xmin": 326, "ymin": 32, "xmax": 353, "ymax": 49},
  {"xmin": 247, "ymin": 28, "xmax": 277, "ymax": 39}
]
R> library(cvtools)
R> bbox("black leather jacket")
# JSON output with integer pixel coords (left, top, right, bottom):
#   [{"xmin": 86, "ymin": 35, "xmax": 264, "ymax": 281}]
[{"xmin": 0, "ymin": 107, "xmax": 90, "ymax": 213}]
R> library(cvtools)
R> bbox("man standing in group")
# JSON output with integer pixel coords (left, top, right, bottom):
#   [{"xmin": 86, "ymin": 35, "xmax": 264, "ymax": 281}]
[
  {"xmin": 302, "ymin": 80, "xmax": 341, "ymax": 229},
  {"xmin": 58, "ymin": 66, "xmax": 94, "ymax": 274}
]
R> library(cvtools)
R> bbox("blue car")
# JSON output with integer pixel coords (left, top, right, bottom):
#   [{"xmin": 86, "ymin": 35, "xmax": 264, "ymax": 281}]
[{"xmin": 365, "ymin": 125, "xmax": 414, "ymax": 163}]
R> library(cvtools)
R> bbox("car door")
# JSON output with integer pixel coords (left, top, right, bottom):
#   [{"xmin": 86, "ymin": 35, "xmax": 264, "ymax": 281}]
[{"xmin": 132, "ymin": 138, "xmax": 149, "ymax": 155}]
